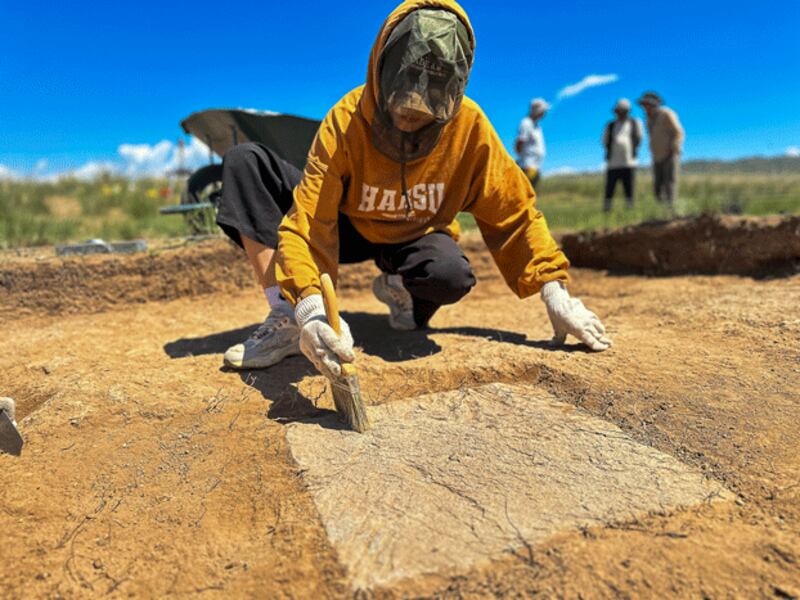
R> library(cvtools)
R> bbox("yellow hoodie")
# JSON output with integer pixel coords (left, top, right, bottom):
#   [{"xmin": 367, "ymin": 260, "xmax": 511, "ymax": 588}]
[{"xmin": 276, "ymin": 0, "xmax": 569, "ymax": 305}]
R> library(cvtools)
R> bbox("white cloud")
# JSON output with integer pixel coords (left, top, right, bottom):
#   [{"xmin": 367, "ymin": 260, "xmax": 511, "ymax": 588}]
[
  {"xmin": 0, "ymin": 164, "xmax": 20, "ymax": 180},
  {"xmin": 116, "ymin": 138, "xmax": 210, "ymax": 177},
  {"xmin": 118, "ymin": 140, "xmax": 174, "ymax": 176},
  {"xmin": 20, "ymin": 137, "xmax": 213, "ymax": 181},
  {"xmin": 69, "ymin": 161, "xmax": 119, "ymax": 180},
  {"xmin": 558, "ymin": 74, "xmax": 619, "ymax": 99},
  {"xmin": 165, "ymin": 137, "xmax": 211, "ymax": 174},
  {"xmin": 786, "ymin": 146, "xmax": 800, "ymax": 158}
]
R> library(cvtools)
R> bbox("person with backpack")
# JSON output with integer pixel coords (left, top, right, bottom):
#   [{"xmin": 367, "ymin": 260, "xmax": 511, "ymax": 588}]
[{"xmin": 601, "ymin": 98, "xmax": 643, "ymax": 212}]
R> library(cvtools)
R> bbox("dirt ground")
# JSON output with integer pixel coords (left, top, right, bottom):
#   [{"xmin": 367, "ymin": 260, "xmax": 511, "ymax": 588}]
[
  {"xmin": 1, "ymin": 228, "xmax": 799, "ymax": 598},
  {"xmin": 561, "ymin": 214, "xmax": 800, "ymax": 277}
]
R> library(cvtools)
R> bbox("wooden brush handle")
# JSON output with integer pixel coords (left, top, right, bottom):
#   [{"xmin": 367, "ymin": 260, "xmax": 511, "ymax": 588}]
[
  {"xmin": 320, "ymin": 273, "xmax": 358, "ymax": 379},
  {"xmin": 320, "ymin": 273, "xmax": 340, "ymax": 336}
]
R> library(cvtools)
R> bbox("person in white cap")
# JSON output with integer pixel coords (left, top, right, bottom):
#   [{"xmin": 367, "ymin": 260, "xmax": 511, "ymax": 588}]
[
  {"xmin": 601, "ymin": 98, "xmax": 643, "ymax": 212},
  {"xmin": 515, "ymin": 98, "xmax": 550, "ymax": 190}
]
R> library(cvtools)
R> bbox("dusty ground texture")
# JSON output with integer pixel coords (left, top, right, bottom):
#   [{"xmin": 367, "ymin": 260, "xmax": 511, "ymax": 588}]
[
  {"xmin": 1, "ymin": 227, "xmax": 799, "ymax": 598},
  {"xmin": 288, "ymin": 383, "xmax": 730, "ymax": 591}
]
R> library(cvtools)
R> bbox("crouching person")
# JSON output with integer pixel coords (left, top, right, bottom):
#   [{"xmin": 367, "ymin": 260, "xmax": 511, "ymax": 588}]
[{"xmin": 218, "ymin": 0, "xmax": 611, "ymax": 375}]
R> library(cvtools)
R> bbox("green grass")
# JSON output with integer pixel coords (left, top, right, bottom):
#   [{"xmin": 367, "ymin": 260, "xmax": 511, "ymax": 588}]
[
  {"xmin": 459, "ymin": 171, "xmax": 800, "ymax": 233},
  {"xmin": 0, "ymin": 176, "xmax": 193, "ymax": 248},
  {"xmin": 2, "ymin": 171, "xmax": 799, "ymax": 248}
]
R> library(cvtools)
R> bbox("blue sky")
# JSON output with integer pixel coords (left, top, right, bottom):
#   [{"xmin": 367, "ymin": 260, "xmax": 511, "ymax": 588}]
[{"xmin": 1, "ymin": 0, "xmax": 799, "ymax": 178}]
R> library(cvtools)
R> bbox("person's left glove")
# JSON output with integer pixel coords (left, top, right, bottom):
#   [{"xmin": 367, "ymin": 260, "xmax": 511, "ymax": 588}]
[
  {"xmin": 294, "ymin": 294, "xmax": 355, "ymax": 379},
  {"xmin": 541, "ymin": 281, "xmax": 612, "ymax": 352}
]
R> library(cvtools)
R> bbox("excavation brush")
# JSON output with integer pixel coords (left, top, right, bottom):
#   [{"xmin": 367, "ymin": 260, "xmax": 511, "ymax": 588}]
[{"xmin": 320, "ymin": 274, "xmax": 370, "ymax": 433}]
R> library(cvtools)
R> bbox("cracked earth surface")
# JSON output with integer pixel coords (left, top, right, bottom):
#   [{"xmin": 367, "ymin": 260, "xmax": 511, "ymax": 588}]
[{"xmin": 1, "ymin": 234, "xmax": 799, "ymax": 598}]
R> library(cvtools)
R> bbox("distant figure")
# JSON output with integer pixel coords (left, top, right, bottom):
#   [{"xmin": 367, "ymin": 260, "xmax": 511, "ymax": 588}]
[
  {"xmin": 602, "ymin": 98, "xmax": 643, "ymax": 212},
  {"xmin": 638, "ymin": 91, "xmax": 685, "ymax": 207},
  {"xmin": 515, "ymin": 98, "xmax": 550, "ymax": 190}
]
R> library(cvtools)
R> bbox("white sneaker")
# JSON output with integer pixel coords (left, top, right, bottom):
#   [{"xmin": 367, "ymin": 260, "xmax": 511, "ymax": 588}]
[
  {"xmin": 372, "ymin": 274, "xmax": 416, "ymax": 331},
  {"xmin": 223, "ymin": 303, "xmax": 301, "ymax": 369}
]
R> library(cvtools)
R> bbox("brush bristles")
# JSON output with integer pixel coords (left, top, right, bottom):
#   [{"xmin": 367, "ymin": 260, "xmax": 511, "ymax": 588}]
[{"xmin": 331, "ymin": 375, "xmax": 370, "ymax": 433}]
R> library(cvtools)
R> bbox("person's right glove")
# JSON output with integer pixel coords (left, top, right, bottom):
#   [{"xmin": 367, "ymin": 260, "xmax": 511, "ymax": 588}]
[
  {"xmin": 0, "ymin": 397, "xmax": 16, "ymax": 426},
  {"xmin": 540, "ymin": 281, "xmax": 612, "ymax": 352},
  {"xmin": 294, "ymin": 294, "xmax": 356, "ymax": 379}
]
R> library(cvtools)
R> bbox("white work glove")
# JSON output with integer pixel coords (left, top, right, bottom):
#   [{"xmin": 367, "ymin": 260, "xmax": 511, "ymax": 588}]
[
  {"xmin": 294, "ymin": 294, "xmax": 355, "ymax": 379},
  {"xmin": 540, "ymin": 281, "xmax": 612, "ymax": 352},
  {"xmin": 0, "ymin": 397, "xmax": 16, "ymax": 426}
]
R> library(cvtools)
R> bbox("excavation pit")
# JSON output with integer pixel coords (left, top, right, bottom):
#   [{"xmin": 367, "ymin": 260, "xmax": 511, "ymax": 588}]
[{"xmin": 286, "ymin": 383, "xmax": 732, "ymax": 590}]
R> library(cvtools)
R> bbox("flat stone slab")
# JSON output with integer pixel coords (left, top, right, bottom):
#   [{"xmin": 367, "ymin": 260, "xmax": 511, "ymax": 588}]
[{"xmin": 286, "ymin": 383, "xmax": 731, "ymax": 590}]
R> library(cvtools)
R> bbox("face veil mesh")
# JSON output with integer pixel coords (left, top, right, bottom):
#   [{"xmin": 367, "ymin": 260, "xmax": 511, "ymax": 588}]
[{"xmin": 371, "ymin": 9, "xmax": 473, "ymax": 163}]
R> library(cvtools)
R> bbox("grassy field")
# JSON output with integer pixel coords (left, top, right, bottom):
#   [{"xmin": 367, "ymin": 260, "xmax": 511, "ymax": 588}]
[
  {"xmin": 534, "ymin": 171, "xmax": 800, "ymax": 231},
  {"xmin": 460, "ymin": 171, "xmax": 800, "ymax": 233},
  {"xmin": 0, "ymin": 177, "xmax": 192, "ymax": 248},
  {"xmin": 2, "ymin": 171, "xmax": 799, "ymax": 248}
]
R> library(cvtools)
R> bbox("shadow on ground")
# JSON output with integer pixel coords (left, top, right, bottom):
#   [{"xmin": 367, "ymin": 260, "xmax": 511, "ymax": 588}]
[
  {"xmin": 161, "ymin": 312, "xmax": 589, "ymax": 429},
  {"xmin": 343, "ymin": 311, "xmax": 589, "ymax": 361},
  {"xmin": 162, "ymin": 312, "xmax": 580, "ymax": 364},
  {"xmin": 163, "ymin": 325, "xmax": 259, "ymax": 359}
]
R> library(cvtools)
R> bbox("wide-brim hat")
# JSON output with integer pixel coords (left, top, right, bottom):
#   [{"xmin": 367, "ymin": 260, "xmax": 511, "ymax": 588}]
[{"xmin": 637, "ymin": 91, "xmax": 663, "ymax": 107}]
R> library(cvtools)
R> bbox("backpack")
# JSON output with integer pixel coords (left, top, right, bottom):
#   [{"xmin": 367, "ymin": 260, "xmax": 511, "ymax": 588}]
[{"xmin": 605, "ymin": 118, "xmax": 642, "ymax": 161}]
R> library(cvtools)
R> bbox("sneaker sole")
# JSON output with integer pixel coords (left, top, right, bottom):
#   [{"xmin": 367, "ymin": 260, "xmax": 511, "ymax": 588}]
[{"xmin": 373, "ymin": 279, "xmax": 417, "ymax": 331}]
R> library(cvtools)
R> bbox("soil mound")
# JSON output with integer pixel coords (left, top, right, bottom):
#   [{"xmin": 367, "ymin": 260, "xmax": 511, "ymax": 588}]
[
  {"xmin": 561, "ymin": 215, "xmax": 800, "ymax": 276},
  {"xmin": 0, "ymin": 236, "xmax": 492, "ymax": 319},
  {"xmin": 0, "ymin": 240, "xmax": 251, "ymax": 318}
]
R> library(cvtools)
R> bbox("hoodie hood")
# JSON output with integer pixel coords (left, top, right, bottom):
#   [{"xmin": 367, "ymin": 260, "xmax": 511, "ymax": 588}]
[{"xmin": 361, "ymin": 0, "xmax": 475, "ymax": 163}]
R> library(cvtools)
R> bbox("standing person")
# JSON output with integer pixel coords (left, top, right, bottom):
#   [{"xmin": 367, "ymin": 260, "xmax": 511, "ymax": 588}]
[
  {"xmin": 515, "ymin": 98, "xmax": 550, "ymax": 191},
  {"xmin": 637, "ymin": 91, "xmax": 684, "ymax": 208},
  {"xmin": 217, "ymin": 0, "xmax": 611, "ymax": 375},
  {"xmin": 602, "ymin": 98, "xmax": 643, "ymax": 212}
]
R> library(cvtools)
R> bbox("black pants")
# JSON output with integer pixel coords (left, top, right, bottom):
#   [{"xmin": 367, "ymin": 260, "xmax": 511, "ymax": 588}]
[
  {"xmin": 216, "ymin": 142, "xmax": 476, "ymax": 326},
  {"xmin": 603, "ymin": 167, "xmax": 635, "ymax": 212}
]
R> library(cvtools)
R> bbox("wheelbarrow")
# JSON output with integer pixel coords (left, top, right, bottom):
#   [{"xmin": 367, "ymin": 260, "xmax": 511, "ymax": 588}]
[{"xmin": 160, "ymin": 108, "xmax": 321, "ymax": 235}]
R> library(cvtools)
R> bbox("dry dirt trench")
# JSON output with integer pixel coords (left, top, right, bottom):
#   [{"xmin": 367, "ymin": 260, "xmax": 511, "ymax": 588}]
[{"xmin": 0, "ymin": 236, "xmax": 799, "ymax": 599}]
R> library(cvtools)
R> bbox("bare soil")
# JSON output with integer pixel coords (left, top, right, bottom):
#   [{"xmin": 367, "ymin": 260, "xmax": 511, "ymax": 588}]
[
  {"xmin": 562, "ymin": 214, "xmax": 800, "ymax": 276},
  {"xmin": 1, "ymin": 226, "xmax": 799, "ymax": 598}
]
